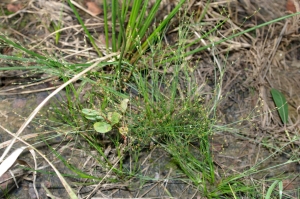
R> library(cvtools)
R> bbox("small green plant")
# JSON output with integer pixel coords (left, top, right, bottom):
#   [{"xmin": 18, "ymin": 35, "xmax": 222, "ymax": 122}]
[
  {"xmin": 51, "ymin": 21, "xmax": 62, "ymax": 45},
  {"xmin": 82, "ymin": 98, "xmax": 129, "ymax": 134}
]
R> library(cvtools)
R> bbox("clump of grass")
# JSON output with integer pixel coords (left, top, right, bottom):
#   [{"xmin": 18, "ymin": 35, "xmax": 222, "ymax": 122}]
[{"xmin": 120, "ymin": 22, "xmax": 221, "ymax": 197}]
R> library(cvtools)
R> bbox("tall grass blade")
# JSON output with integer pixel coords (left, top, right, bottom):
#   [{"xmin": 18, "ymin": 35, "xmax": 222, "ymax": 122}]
[
  {"xmin": 278, "ymin": 180, "xmax": 283, "ymax": 199},
  {"xmin": 132, "ymin": 0, "xmax": 185, "ymax": 62},
  {"xmin": 103, "ymin": 0, "xmax": 109, "ymax": 50},
  {"xmin": 265, "ymin": 180, "xmax": 280, "ymax": 199},
  {"xmin": 68, "ymin": 0, "xmax": 102, "ymax": 57},
  {"xmin": 0, "ymin": 35, "xmax": 46, "ymax": 60},
  {"xmin": 111, "ymin": 0, "xmax": 118, "ymax": 52}
]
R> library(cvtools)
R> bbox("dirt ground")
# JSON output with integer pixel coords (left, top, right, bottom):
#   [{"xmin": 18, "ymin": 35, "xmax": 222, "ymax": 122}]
[{"xmin": 0, "ymin": 0, "xmax": 299, "ymax": 198}]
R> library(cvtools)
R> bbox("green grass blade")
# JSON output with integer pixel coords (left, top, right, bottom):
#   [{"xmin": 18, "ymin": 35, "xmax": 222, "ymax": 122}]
[
  {"xmin": 265, "ymin": 180, "xmax": 279, "ymax": 199},
  {"xmin": 111, "ymin": 0, "xmax": 118, "ymax": 52},
  {"xmin": 278, "ymin": 180, "xmax": 283, "ymax": 199},
  {"xmin": 0, "ymin": 54, "xmax": 45, "ymax": 64},
  {"xmin": 67, "ymin": 0, "xmax": 102, "ymax": 57},
  {"xmin": 118, "ymin": 0, "xmax": 130, "ymax": 49},
  {"xmin": 131, "ymin": 0, "xmax": 185, "ymax": 62},
  {"xmin": 0, "ymin": 35, "xmax": 47, "ymax": 60},
  {"xmin": 116, "ymin": 1, "xmax": 127, "ymax": 73},
  {"xmin": 0, "ymin": 66, "xmax": 45, "ymax": 70},
  {"xmin": 270, "ymin": 88, "xmax": 288, "ymax": 124},
  {"xmin": 103, "ymin": 0, "xmax": 109, "ymax": 50},
  {"xmin": 131, "ymin": 0, "xmax": 151, "ymax": 43},
  {"xmin": 125, "ymin": 1, "xmax": 143, "ymax": 52}
]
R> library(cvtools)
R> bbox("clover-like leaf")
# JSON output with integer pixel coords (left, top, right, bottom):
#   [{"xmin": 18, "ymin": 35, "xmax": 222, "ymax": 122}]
[
  {"xmin": 120, "ymin": 99, "xmax": 129, "ymax": 113},
  {"xmin": 107, "ymin": 112, "xmax": 122, "ymax": 126},
  {"xmin": 94, "ymin": 122, "xmax": 112, "ymax": 133}
]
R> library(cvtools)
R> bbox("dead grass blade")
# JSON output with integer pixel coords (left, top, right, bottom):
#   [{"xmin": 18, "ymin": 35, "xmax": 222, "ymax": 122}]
[
  {"xmin": 0, "ymin": 125, "xmax": 78, "ymax": 199},
  {"xmin": 0, "ymin": 145, "xmax": 27, "ymax": 177},
  {"xmin": 28, "ymin": 149, "xmax": 39, "ymax": 199},
  {"xmin": 0, "ymin": 131, "xmax": 54, "ymax": 149}
]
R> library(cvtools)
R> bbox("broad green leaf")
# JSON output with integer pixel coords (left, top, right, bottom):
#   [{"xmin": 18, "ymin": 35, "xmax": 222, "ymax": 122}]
[
  {"xmin": 94, "ymin": 122, "xmax": 112, "ymax": 133},
  {"xmin": 84, "ymin": 115, "xmax": 104, "ymax": 121},
  {"xmin": 84, "ymin": 115, "xmax": 97, "ymax": 121},
  {"xmin": 120, "ymin": 99, "xmax": 129, "ymax": 113},
  {"xmin": 107, "ymin": 112, "xmax": 122, "ymax": 126},
  {"xmin": 270, "ymin": 88, "xmax": 288, "ymax": 124},
  {"xmin": 82, "ymin": 109, "xmax": 100, "ymax": 116},
  {"xmin": 95, "ymin": 115, "xmax": 104, "ymax": 120}
]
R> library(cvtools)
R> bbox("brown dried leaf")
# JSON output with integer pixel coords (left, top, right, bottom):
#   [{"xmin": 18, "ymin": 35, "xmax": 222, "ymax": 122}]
[
  {"xmin": 86, "ymin": 1, "xmax": 102, "ymax": 16},
  {"xmin": 282, "ymin": 179, "xmax": 297, "ymax": 190},
  {"xmin": 7, "ymin": 3, "xmax": 22, "ymax": 13},
  {"xmin": 286, "ymin": 0, "xmax": 298, "ymax": 13}
]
